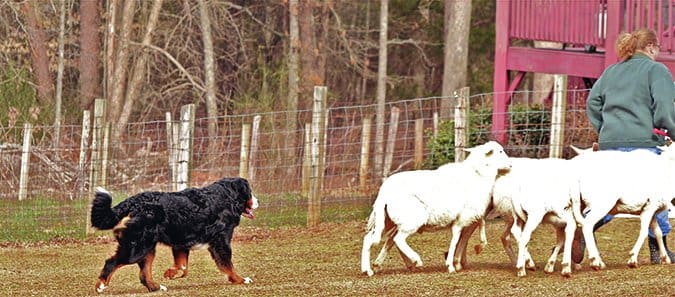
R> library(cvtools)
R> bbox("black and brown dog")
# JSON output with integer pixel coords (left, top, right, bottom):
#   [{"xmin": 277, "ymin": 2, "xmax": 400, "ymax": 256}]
[{"xmin": 91, "ymin": 177, "xmax": 259, "ymax": 293}]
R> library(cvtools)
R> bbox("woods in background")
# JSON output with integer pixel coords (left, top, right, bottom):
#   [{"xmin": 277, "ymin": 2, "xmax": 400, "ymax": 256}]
[{"xmin": 0, "ymin": 0, "xmax": 495, "ymax": 143}]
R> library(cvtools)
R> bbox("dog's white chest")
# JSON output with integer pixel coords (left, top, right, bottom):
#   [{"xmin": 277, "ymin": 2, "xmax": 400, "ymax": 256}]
[{"xmin": 191, "ymin": 243, "xmax": 210, "ymax": 250}]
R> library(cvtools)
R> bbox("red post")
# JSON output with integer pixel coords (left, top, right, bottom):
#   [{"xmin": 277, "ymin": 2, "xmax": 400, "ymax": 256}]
[
  {"xmin": 604, "ymin": 0, "xmax": 622, "ymax": 68},
  {"xmin": 492, "ymin": 0, "xmax": 510, "ymax": 145}
]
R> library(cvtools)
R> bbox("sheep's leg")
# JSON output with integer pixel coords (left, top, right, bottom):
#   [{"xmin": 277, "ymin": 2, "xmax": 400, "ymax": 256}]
[
  {"xmin": 392, "ymin": 230, "xmax": 423, "ymax": 270},
  {"xmin": 514, "ymin": 214, "xmax": 542, "ymax": 277},
  {"xmin": 373, "ymin": 226, "xmax": 406, "ymax": 269},
  {"xmin": 454, "ymin": 222, "xmax": 479, "ymax": 271},
  {"xmin": 628, "ymin": 206, "xmax": 661, "ymax": 267},
  {"xmin": 501, "ymin": 217, "xmax": 518, "ymax": 265},
  {"xmin": 510, "ymin": 216, "xmax": 535, "ymax": 271},
  {"xmin": 544, "ymin": 227, "xmax": 564, "ymax": 274},
  {"xmin": 581, "ymin": 208, "xmax": 611, "ymax": 270},
  {"xmin": 361, "ymin": 232, "xmax": 375, "ymax": 276},
  {"xmin": 361, "ymin": 221, "xmax": 384, "ymax": 276},
  {"xmin": 560, "ymin": 216, "xmax": 577, "ymax": 277},
  {"xmin": 445, "ymin": 224, "xmax": 463, "ymax": 273}
]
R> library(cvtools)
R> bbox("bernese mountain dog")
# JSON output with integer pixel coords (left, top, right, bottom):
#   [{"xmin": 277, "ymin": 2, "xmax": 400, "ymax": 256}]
[{"xmin": 90, "ymin": 177, "xmax": 258, "ymax": 293}]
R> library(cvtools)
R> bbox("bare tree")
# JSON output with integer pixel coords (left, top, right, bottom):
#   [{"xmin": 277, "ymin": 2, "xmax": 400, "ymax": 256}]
[
  {"xmin": 287, "ymin": 0, "xmax": 300, "ymax": 172},
  {"xmin": 198, "ymin": 0, "xmax": 219, "ymax": 152},
  {"xmin": 104, "ymin": 0, "xmax": 120, "ymax": 103},
  {"xmin": 298, "ymin": 0, "xmax": 327, "ymax": 108},
  {"xmin": 440, "ymin": 0, "xmax": 472, "ymax": 119},
  {"xmin": 108, "ymin": 0, "xmax": 136, "ymax": 130},
  {"xmin": 114, "ymin": 0, "xmax": 164, "ymax": 141},
  {"xmin": 21, "ymin": 1, "xmax": 54, "ymax": 103},
  {"xmin": 79, "ymin": 0, "xmax": 101, "ymax": 110},
  {"xmin": 373, "ymin": 0, "xmax": 388, "ymax": 178},
  {"xmin": 54, "ymin": 0, "xmax": 68, "ymax": 148}
]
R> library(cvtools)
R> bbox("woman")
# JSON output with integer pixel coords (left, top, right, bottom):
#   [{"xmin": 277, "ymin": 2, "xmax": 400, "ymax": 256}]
[{"xmin": 578, "ymin": 28, "xmax": 675, "ymax": 264}]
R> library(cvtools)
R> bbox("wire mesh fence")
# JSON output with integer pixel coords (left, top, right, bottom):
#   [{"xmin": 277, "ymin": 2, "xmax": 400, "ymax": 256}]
[{"xmin": 0, "ymin": 88, "xmax": 596, "ymax": 242}]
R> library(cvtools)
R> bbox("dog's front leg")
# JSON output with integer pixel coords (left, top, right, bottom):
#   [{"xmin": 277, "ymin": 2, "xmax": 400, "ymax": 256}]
[
  {"xmin": 138, "ymin": 248, "xmax": 167, "ymax": 292},
  {"xmin": 95, "ymin": 257, "xmax": 123, "ymax": 293},
  {"xmin": 208, "ymin": 235, "xmax": 252, "ymax": 284},
  {"xmin": 164, "ymin": 248, "xmax": 190, "ymax": 279}
]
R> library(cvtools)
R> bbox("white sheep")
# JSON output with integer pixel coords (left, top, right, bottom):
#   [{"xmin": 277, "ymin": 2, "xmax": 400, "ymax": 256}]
[
  {"xmin": 572, "ymin": 147, "xmax": 675, "ymax": 269},
  {"xmin": 360, "ymin": 141, "xmax": 511, "ymax": 276},
  {"xmin": 453, "ymin": 158, "xmax": 583, "ymax": 277},
  {"xmin": 502, "ymin": 158, "xmax": 584, "ymax": 277}
]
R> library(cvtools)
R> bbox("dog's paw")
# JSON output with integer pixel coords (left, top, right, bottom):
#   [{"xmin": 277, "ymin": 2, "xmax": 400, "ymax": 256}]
[
  {"xmin": 95, "ymin": 282, "xmax": 107, "ymax": 293},
  {"xmin": 243, "ymin": 277, "xmax": 253, "ymax": 284},
  {"xmin": 160, "ymin": 284, "xmax": 168, "ymax": 291}
]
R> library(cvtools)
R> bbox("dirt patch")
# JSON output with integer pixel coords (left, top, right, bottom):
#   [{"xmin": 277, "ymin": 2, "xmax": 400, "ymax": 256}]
[{"xmin": 0, "ymin": 219, "xmax": 673, "ymax": 296}]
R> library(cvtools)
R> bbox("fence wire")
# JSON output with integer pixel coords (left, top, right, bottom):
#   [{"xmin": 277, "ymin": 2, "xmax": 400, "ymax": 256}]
[{"xmin": 0, "ymin": 90, "xmax": 596, "ymax": 242}]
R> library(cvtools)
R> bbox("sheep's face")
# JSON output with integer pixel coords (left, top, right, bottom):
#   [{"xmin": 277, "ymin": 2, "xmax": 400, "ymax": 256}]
[{"xmin": 465, "ymin": 141, "xmax": 511, "ymax": 175}]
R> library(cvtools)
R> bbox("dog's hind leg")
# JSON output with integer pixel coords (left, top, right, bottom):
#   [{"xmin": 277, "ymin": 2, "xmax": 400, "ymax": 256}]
[
  {"xmin": 164, "ymin": 248, "xmax": 190, "ymax": 279},
  {"xmin": 208, "ymin": 230, "xmax": 252, "ymax": 284},
  {"xmin": 138, "ymin": 248, "xmax": 167, "ymax": 292}
]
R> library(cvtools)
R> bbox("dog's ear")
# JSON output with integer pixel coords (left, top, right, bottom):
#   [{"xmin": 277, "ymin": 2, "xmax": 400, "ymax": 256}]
[{"xmin": 236, "ymin": 178, "xmax": 251, "ymax": 199}]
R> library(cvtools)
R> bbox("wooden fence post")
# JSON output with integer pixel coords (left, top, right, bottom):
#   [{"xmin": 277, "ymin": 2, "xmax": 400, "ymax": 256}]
[
  {"xmin": 359, "ymin": 117, "xmax": 372, "ymax": 192},
  {"xmin": 101, "ymin": 123, "xmax": 110, "ymax": 188},
  {"xmin": 248, "ymin": 115, "xmax": 261, "ymax": 181},
  {"xmin": 165, "ymin": 112, "xmax": 176, "ymax": 191},
  {"xmin": 176, "ymin": 104, "xmax": 195, "ymax": 191},
  {"xmin": 239, "ymin": 123, "xmax": 251, "ymax": 179},
  {"xmin": 87, "ymin": 98, "xmax": 105, "ymax": 234},
  {"xmin": 78, "ymin": 110, "xmax": 90, "ymax": 197},
  {"xmin": 382, "ymin": 106, "xmax": 400, "ymax": 178},
  {"xmin": 169, "ymin": 124, "xmax": 180, "ymax": 191},
  {"xmin": 414, "ymin": 118, "xmax": 424, "ymax": 169},
  {"xmin": 18, "ymin": 123, "xmax": 32, "ymax": 200},
  {"xmin": 308, "ymin": 86, "xmax": 327, "ymax": 227},
  {"xmin": 549, "ymin": 74, "xmax": 567, "ymax": 158},
  {"xmin": 454, "ymin": 87, "xmax": 469, "ymax": 162},
  {"xmin": 301, "ymin": 123, "xmax": 311, "ymax": 197}
]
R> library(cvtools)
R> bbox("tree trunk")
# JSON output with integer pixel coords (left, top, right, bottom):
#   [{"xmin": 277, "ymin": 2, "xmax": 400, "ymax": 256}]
[
  {"xmin": 373, "ymin": 0, "xmax": 388, "ymax": 178},
  {"xmin": 54, "ymin": 0, "xmax": 68, "ymax": 148},
  {"xmin": 440, "ymin": 0, "xmax": 472, "ymax": 119},
  {"xmin": 108, "ymin": 0, "xmax": 136, "ymax": 128},
  {"xmin": 114, "ymin": 0, "xmax": 164, "ymax": 142},
  {"xmin": 531, "ymin": 41, "xmax": 563, "ymax": 105},
  {"xmin": 79, "ymin": 0, "xmax": 101, "ymax": 110},
  {"xmin": 359, "ymin": 0, "xmax": 371, "ymax": 104},
  {"xmin": 104, "ymin": 0, "xmax": 120, "ymax": 104},
  {"xmin": 198, "ymin": 0, "xmax": 219, "ymax": 153},
  {"xmin": 21, "ymin": 1, "xmax": 54, "ymax": 103},
  {"xmin": 298, "ymin": 0, "xmax": 325, "ymax": 109},
  {"xmin": 287, "ymin": 0, "xmax": 300, "ymax": 174}
]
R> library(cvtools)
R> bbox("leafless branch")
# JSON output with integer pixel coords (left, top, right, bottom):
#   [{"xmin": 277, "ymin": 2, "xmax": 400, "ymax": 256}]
[{"xmin": 130, "ymin": 41, "xmax": 205, "ymax": 93}]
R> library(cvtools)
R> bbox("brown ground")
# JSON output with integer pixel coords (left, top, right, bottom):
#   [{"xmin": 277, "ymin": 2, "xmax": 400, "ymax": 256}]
[{"xmin": 0, "ymin": 219, "xmax": 673, "ymax": 297}]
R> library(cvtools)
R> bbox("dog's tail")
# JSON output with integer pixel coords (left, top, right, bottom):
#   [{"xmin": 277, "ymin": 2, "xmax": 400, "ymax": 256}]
[{"xmin": 91, "ymin": 187, "xmax": 120, "ymax": 230}]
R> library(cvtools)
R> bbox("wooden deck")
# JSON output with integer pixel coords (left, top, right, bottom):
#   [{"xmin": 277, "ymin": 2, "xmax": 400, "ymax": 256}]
[{"xmin": 493, "ymin": 0, "xmax": 675, "ymax": 143}]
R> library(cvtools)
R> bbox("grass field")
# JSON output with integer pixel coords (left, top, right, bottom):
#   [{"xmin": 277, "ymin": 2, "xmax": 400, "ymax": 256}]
[
  {"xmin": 0, "ymin": 194, "xmax": 372, "ymax": 242},
  {"xmin": 0, "ymin": 218, "xmax": 673, "ymax": 296}
]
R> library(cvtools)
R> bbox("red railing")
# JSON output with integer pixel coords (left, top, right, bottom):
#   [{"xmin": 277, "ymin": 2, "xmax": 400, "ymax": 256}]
[
  {"xmin": 507, "ymin": 0, "xmax": 675, "ymax": 53},
  {"xmin": 509, "ymin": 0, "xmax": 606, "ymax": 47}
]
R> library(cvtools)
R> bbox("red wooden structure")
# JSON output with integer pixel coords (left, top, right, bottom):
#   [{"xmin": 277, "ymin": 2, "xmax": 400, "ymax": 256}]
[{"xmin": 493, "ymin": 0, "xmax": 675, "ymax": 144}]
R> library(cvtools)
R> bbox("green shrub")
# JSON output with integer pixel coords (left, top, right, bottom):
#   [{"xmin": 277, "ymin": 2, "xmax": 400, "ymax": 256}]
[{"xmin": 424, "ymin": 104, "xmax": 551, "ymax": 167}]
